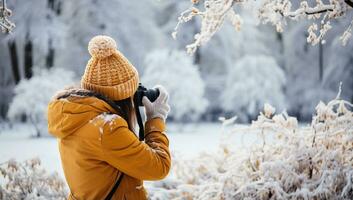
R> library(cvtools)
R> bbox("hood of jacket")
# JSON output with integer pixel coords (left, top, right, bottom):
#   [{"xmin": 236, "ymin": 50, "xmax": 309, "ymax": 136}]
[{"xmin": 47, "ymin": 88, "xmax": 116, "ymax": 139}]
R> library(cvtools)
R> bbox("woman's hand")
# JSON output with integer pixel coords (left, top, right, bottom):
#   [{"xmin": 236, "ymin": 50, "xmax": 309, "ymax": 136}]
[{"xmin": 142, "ymin": 85, "xmax": 170, "ymax": 121}]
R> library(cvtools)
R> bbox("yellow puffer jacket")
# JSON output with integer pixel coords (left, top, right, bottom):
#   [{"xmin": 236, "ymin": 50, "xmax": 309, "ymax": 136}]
[{"xmin": 47, "ymin": 89, "xmax": 171, "ymax": 200}]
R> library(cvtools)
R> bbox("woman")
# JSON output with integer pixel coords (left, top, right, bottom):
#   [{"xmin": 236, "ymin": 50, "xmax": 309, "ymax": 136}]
[{"xmin": 47, "ymin": 35, "xmax": 171, "ymax": 200}]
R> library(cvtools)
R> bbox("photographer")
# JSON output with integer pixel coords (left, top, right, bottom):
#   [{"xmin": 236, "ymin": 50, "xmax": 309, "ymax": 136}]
[{"xmin": 47, "ymin": 35, "xmax": 171, "ymax": 200}]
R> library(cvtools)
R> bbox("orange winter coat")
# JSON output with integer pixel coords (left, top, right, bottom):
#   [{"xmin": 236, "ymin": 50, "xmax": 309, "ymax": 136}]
[{"xmin": 47, "ymin": 90, "xmax": 171, "ymax": 200}]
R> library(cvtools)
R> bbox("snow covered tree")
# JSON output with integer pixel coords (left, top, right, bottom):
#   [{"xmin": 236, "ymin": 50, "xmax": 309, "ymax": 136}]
[
  {"xmin": 141, "ymin": 49, "xmax": 208, "ymax": 122},
  {"xmin": 222, "ymin": 55, "xmax": 286, "ymax": 122},
  {"xmin": 7, "ymin": 67, "xmax": 76, "ymax": 137},
  {"xmin": 197, "ymin": 6, "xmax": 280, "ymax": 118},
  {"xmin": 282, "ymin": 20, "xmax": 333, "ymax": 120},
  {"xmin": 0, "ymin": 0, "xmax": 351, "ymax": 123},
  {"xmin": 323, "ymin": 21, "xmax": 353, "ymax": 102},
  {"xmin": 3, "ymin": 0, "xmax": 66, "ymax": 79},
  {"xmin": 57, "ymin": 0, "xmax": 167, "ymax": 74},
  {"xmin": 174, "ymin": 0, "xmax": 353, "ymax": 54},
  {"xmin": 282, "ymin": 13, "xmax": 353, "ymax": 119}
]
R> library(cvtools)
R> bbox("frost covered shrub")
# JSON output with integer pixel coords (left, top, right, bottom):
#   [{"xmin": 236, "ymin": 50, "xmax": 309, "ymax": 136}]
[
  {"xmin": 147, "ymin": 96, "xmax": 353, "ymax": 200},
  {"xmin": 222, "ymin": 55, "xmax": 286, "ymax": 122},
  {"xmin": 142, "ymin": 49, "xmax": 208, "ymax": 122},
  {"xmin": 7, "ymin": 67, "xmax": 76, "ymax": 137},
  {"xmin": 0, "ymin": 158, "xmax": 68, "ymax": 200}
]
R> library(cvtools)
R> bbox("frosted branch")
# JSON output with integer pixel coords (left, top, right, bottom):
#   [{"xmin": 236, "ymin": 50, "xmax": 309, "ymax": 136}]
[
  {"xmin": 175, "ymin": 0, "xmax": 353, "ymax": 54},
  {"xmin": 0, "ymin": 0, "xmax": 15, "ymax": 33},
  {"xmin": 345, "ymin": 0, "xmax": 353, "ymax": 8}
]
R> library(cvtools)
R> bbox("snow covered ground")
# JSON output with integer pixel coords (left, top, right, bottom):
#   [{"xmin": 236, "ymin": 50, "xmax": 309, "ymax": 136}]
[
  {"xmin": 3, "ymin": 106, "xmax": 351, "ymax": 200},
  {"xmin": 1, "ymin": 121, "xmax": 304, "ymax": 174},
  {"xmin": 0, "ymin": 122, "xmax": 238, "ymax": 178}
]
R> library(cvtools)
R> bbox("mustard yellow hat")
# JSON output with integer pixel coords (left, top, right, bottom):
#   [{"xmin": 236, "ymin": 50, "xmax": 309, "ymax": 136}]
[{"xmin": 81, "ymin": 35, "xmax": 139, "ymax": 101}]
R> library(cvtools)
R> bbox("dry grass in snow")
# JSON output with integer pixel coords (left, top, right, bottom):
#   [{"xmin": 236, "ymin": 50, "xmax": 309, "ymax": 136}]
[{"xmin": 147, "ymin": 95, "xmax": 353, "ymax": 200}]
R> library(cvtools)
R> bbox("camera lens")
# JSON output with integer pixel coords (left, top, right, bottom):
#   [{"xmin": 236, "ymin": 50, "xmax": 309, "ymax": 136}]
[
  {"xmin": 145, "ymin": 88, "xmax": 160, "ymax": 104},
  {"xmin": 134, "ymin": 84, "xmax": 160, "ymax": 107}
]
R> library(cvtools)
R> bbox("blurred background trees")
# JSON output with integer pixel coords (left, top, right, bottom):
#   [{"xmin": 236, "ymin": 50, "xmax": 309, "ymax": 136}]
[{"xmin": 0, "ymin": 0, "xmax": 353, "ymax": 124}]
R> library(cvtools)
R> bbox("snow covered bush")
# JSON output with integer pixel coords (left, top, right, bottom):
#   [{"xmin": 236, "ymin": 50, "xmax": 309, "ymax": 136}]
[
  {"xmin": 0, "ymin": 158, "xmax": 68, "ymax": 199},
  {"xmin": 7, "ymin": 67, "xmax": 76, "ymax": 137},
  {"xmin": 147, "ymin": 95, "xmax": 353, "ymax": 199},
  {"xmin": 142, "ymin": 49, "xmax": 208, "ymax": 122},
  {"xmin": 221, "ymin": 55, "xmax": 286, "ymax": 122}
]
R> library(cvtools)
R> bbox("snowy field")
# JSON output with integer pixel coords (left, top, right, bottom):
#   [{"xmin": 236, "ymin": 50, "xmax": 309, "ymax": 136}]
[
  {"xmin": 0, "ymin": 122, "xmax": 274, "ymax": 178},
  {"xmin": 0, "ymin": 122, "xmax": 238, "ymax": 177}
]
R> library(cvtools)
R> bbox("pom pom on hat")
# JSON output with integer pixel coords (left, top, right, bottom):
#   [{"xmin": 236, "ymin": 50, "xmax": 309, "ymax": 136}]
[{"xmin": 88, "ymin": 35, "xmax": 117, "ymax": 59}]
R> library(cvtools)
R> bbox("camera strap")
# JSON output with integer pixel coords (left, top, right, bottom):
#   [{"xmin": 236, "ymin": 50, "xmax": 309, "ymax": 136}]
[
  {"xmin": 133, "ymin": 96, "xmax": 145, "ymax": 141},
  {"xmin": 104, "ymin": 173, "xmax": 124, "ymax": 200}
]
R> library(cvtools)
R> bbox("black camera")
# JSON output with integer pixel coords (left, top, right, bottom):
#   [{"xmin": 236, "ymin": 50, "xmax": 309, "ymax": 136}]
[
  {"xmin": 134, "ymin": 83, "xmax": 160, "ymax": 106},
  {"xmin": 133, "ymin": 83, "xmax": 160, "ymax": 141}
]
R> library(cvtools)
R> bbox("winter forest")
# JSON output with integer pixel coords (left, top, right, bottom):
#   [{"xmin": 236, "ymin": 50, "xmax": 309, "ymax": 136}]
[{"xmin": 1, "ymin": 0, "xmax": 353, "ymax": 199}]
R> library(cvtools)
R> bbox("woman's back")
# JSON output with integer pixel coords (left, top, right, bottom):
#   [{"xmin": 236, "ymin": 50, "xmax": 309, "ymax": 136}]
[{"xmin": 48, "ymin": 88, "xmax": 170, "ymax": 199}]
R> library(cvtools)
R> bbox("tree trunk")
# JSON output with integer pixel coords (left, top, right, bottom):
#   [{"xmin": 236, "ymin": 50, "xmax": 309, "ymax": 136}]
[
  {"xmin": 46, "ymin": 0, "xmax": 61, "ymax": 69},
  {"xmin": 277, "ymin": 32, "xmax": 284, "ymax": 54},
  {"xmin": 24, "ymin": 37, "xmax": 33, "ymax": 79},
  {"xmin": 319, "ymin": 42, "xmax": 323, "ymax": 82},
  {"xmin": 46, "ymin": 39, "xmax": 55, "ymax": 68},
  {"xmin": 194, "ymin": 48, "xmax": 201, "ymax": 65},
  {"xmin": 8, "ymin": 40, "xmax": 20, "ymax": 84},
  {"xmin": 48, "ymin": 0, "xmax": 62, "ymax": 15},
  {"xmin": 193, "ymin": 20, "xmax": 201, "ymax": 65},
  {"xmin": 351, "ymin": 64, "xmax": 353, "ymax": 103},
  {"xmin": 277, "ymin": 32, "xmax": 286, "ymax": 71}
]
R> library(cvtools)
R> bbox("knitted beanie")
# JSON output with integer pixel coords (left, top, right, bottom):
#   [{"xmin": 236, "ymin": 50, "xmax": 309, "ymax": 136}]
[{"xmin": 81, "ymin": 35, "xmax": 139, "ymax": 101}]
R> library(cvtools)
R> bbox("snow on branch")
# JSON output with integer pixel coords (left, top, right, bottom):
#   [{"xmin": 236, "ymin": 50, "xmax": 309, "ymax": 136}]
[
  {"xmin": 0, "ymin": 0, "xmax": 15, "ymax": 33},
  {"xmin": 345, "ymin": 0, "xmax": 353, "ymax": 8},
  {"xmin": 174, "ymin": 0, "xmax": 353, "ymax": 54}
]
